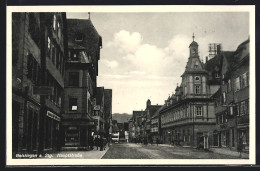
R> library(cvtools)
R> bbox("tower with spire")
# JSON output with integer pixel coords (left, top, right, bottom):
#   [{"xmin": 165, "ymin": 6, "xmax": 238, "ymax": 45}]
[{"xmin": 181, "ymin": 33, "xmax": 208, "ymax": 98}]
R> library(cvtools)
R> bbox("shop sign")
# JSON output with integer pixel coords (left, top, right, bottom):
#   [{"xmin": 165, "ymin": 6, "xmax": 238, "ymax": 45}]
[{"xmin": 46, "ymin": 111, "xmax": 61, "ymax": 121}]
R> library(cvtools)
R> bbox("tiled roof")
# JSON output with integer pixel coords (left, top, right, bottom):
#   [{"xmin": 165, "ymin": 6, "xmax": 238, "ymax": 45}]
[
  {"xmin": 67, "ymin": 19, "xmax": 102, "ymax": 58},
  {"xmin": 151, "ymin": 105, "xmax": 164, "ymax": 118}
]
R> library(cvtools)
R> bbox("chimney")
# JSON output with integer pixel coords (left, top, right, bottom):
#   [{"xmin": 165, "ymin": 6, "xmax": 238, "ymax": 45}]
[{"xmin": 206, "ymin": 56, "xmax": 208, "ymax": 62}]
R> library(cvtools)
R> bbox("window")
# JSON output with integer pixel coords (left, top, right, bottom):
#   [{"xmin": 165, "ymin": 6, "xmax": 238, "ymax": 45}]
[
  {"xmin": 240, "ymin": 101, "xmax": 248, "ymax": 115},
  {"xmin": 221, "ymin": 114, "xmax": 224, "ymax": 124},
  {"xmin": 195, "ymin": 85, "xmax": 200, "ymax": 94},
  {"xmin": 195, "ymin": 76, "xmax": 200, "ymax": 81},
  {"xmin": 194, "ymin": 61, "xmax": 199, "ymax": 69},
  {"xmin": 229, "ymin": 106, "xmax": 233, "ymax": 116},
  {"xmin": 225, "ymin": 112, "xmax": 228, "ymax": 122},
  {"xmin": 47, "ymin": 37, "xmax": 51, "ymax": 57},
  {"xmin": 227, "ymin": 79, "xmax": 232, "ymax": 92},
  {"xmin": 222, "ymin": 92, "xmax": 226, "ymax": 103},
  {"xmin": 215, "ymin": 72, "xmax": 220, "ymax": 78},
  {"xmin": 51, "ymin": 45, "xmax": 56, "ymax": 64},
  {"xmin": 236, "ymin": 104, "xmax": 240, "ymax": 116},
  {"xmin": 75, "ymin": 33, "xmax": 83, "ymax": 41},
  {"xmin": 69, "ymin": 98, "xmax": 77, "ymax": 111},
  {"xmin": 69, "ymin": 72, "xmax": 79, "ymax": 86},
  {"xmin": 53, "ymin": 15, "xmax": 56, "ymax": 30},
  {"xmin": 235, "ymin": 77, "xmax": 240, "ymax": 91},
  {"xmin": 241, "ymin": 72, "xmax": 249, "ymax": 88},
  {"xmin": 195, "ymin": 106, "xmax": 202, "ymax": 116}
]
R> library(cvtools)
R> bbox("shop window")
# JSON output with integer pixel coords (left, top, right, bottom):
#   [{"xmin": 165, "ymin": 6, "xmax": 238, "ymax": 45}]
[
  {"xmin": 69, "ymin": 98, "xmax": 77, "ymax": 111},
  {"xmin": 68, "ymin": 72, "xmax": 79, "ymax": 86}
]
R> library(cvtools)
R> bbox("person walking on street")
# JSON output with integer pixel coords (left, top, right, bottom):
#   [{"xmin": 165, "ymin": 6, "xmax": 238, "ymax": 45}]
[
  {"xmin": 156, "ymin": 138, "xmax": 159, "ymax": 146},
  {"xmin": 94, "ymin": 136, "xmax": 99, "ymax": 150},
  {"xmin": 100, "ymin": 136, "xmax": 104, "ymax": 151},
  {"xmin": 238, "ymin": 136, "xmax": 243, "ymax": 158}
]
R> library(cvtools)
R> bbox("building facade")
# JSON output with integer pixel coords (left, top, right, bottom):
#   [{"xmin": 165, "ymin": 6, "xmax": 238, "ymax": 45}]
[
  {"xmin": 104, "ymin": 89, "xmax": 113, "ymax": 137},
  {"xmin": 61, "ymin": 18, "xmax": 102, "ymax": 147},
  {"xmin": 212, "ymin": 39, "xmax": 249, "ymax": 152},
  {"xmin": 12, "ymin": 13, "xmax": 67, "ymax": 156},
  {"xmin": 160, "ymin": 36, "xmax": 216, "ymax": 148}
]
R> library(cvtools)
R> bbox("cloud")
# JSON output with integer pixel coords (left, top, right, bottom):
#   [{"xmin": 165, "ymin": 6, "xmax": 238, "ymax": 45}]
[
  {"xmin": 101, "ymin": 59, "xmax": 119, "ymax": 68},
  {"xmin": 106, "ymin": 30, "xmax": 142, "ymax": 53}
]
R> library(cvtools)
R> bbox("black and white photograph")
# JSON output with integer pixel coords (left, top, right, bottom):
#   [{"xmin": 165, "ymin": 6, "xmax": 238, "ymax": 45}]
[{"xmin": 6, "ymin": 5, "xmax": 255, "ymax": 165}]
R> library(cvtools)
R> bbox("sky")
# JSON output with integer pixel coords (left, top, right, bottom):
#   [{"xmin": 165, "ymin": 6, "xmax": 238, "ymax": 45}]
[{"xmin": 67, "ymin": 12, "xmax": 249, "ymax": 114}]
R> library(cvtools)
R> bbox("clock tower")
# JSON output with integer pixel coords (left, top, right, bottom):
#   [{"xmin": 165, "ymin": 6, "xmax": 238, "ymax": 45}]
[{"xmin": 181, "ymin": 33, "xmax": 208, "ymax": 98}]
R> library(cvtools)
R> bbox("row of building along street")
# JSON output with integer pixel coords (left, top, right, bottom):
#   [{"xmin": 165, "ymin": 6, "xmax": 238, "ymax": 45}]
[
  {"xmin": 12, "ymin": 12, "xmax": 113, "ymax": 157},
  {"xmin": 128, "ymin": 35, "xmax": 249, "ymax": 156},
  {"xmin": 11, "ymin": 12, "xmax": 250, "ymax": 159}
]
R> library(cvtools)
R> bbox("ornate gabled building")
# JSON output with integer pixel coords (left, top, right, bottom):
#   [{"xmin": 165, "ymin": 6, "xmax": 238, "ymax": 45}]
[
  {"xmin": 61, "ymin": 18, "xmax": 102, "ymax": 147},
  {"xmin": 160, "ymin": 35, "xmax": 217, "ymax": 148}
]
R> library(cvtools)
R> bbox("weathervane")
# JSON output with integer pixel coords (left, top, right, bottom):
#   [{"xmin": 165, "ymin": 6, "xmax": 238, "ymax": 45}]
[{"xmin": 192, "ymin": 32, "xmax": 195, "ymax": 41}]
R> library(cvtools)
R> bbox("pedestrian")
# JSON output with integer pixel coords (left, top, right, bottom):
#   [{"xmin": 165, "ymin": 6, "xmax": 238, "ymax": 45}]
[
  {"xmin": 94, "ymin": 136, "xmax": 99, "ymax": 150},
  {"xmin": 238, "ymin": 136, "xmax": 243, "ymax": 158},
  {"xmin": 100, "ymin": 136, "xmax": 104, "ymax": 151},
  {"xmin": 156, "ymin": 138, "xmax": 159, "ymax": 146},
  {"xmin": 89, "ymin": 136, "xmax": 94, "ymax": 150}
]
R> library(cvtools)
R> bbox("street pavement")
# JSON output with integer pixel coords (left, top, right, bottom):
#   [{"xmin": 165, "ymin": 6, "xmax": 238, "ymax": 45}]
[
  {"xmin": 102, "ymin": 143, "xmax": 249, "ymax": 159},
  {"xmin": 41, "ymin": 143, "xmax": 249, "ymax": 159}
]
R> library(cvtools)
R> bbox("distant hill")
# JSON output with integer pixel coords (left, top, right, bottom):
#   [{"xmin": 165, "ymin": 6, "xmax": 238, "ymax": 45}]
[{"xmin": 112, "ymin": 113, "xmax": 132, "ymax": 123}]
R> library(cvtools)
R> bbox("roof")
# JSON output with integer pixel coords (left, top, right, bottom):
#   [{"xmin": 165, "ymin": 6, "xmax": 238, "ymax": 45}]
[
  {"xmin": 151, "ymin": 105, "xmax": 164, "ymax": 118},
  {"xmin": 189, "ymin": 41, "xmax": 198, "ymax": 47},
  {"xmin": 148, "ymin": 105, "xmax": 162, "ymax": 117},
  {"xmin": 67, "ymin": 19, "xmax": 102, "ymax": 58},
  {"xmin": 96, "ymin": 87, "xmax": 104, "ymax": 105}
]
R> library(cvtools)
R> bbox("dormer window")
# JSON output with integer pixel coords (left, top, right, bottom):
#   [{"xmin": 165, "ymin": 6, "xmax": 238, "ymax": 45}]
[
  {"xmin": 75, "ymin": 33, "xmax": 83, "ymax": 42},
  {"xmin": 194, "ymin": 61, "xmax": 199, "ymax": 69}
]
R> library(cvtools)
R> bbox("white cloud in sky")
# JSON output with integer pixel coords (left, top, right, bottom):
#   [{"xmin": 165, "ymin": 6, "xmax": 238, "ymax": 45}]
[
  {"xmin": 107, "ymin": 30, "xmax": 142, "ymax": 53},
  {"xmin": 100, "ymin": 59, "xmax": 119, "ymax": 68}
]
